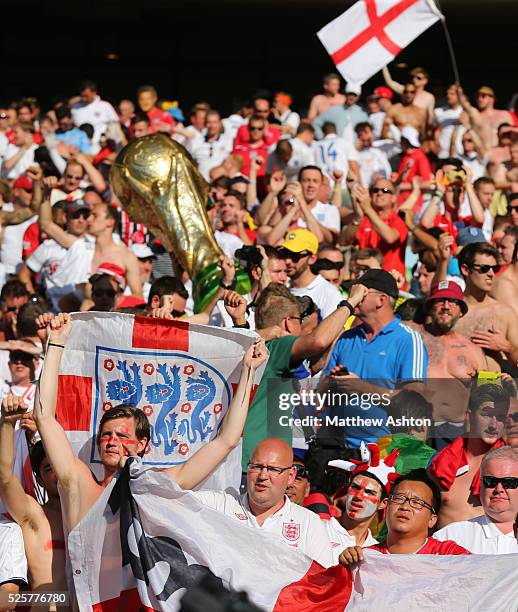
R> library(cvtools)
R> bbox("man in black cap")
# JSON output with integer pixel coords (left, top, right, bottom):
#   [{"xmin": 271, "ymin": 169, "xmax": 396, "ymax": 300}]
[{"xmin": 320, "ymin": 269, "xmax": 428, "ymax": 447}]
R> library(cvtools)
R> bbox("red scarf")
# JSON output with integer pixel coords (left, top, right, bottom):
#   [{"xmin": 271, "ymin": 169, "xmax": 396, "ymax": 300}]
[{"xmin": 429, "ymin": 437, "xmax": 505, "ymax": 495}]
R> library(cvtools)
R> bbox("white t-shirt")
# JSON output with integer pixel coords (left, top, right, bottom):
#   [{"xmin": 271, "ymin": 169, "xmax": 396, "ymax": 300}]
[
  {"xmin": 0, "ymin": 381, "xmax": 36, "ymax": 412},
  {"xmin": 0, "ymin": 132, "xmax": 9, "ymax": 162},
  {"xmin": 70, "ymin": 95, "xmax": 119, "ymax": 152},
  {"xmin": 368, "ymin": 112, "xmax": 386, "ymax": 139},
  {"xmin": 433, "ymin": 105, "xmax": 463, "ymax": 158},
  {"xmin": 214, "ymin": 230, "xmax": 243, "ymax": 259},
  {"xmin": 357, "ymin": 146, "xmax": 392, "ymax": 187},
  {"xmin": 288, "ymin": 138, "xmax": 316, "ymax": 180},
  {"xmin": 313, "ymin": 134, "xmax": 358, "ymax": 179},
  {"xmin": 51, "ymin": 236, "xmax": 95, "ymax": 287},
  {"xmin": 289, "ymin": 274, "xmax": 343, "ymax": 318},
  {"xmin": 0, "ymin": 213, "xmax": 38, "ymax": 274},
  {"xmin": 189, "ymin": 133, "xmax": 233, "ymax": 181},
  {"xmin": 0, "ymin": 517, "xmax": 28, "ymax": 586},
  {"xmin": 457, "ymin": 152, "xmax": 487, "ymax": 181},
  {"xmin": 26, "ymin": 239, "xmax": 67, "ymax": 293},
  {"xmin": 434, "ymin": 514, "xmax": 518, "ymax": 554},
  {"xmin": 222, "ymin": 114, "xmax": 248, "ymax": 141},
  {"xmin": 327, "ymin": 517, "xmax": 379, "ymax": 548},
  {"xmin": 192, "ymin": 491, "xmax": 337, "ymax": 567},
  {"xmin": 297, "ymin": 201, "xmax": 340, "ymax": 235},
  {"xmin": 278, "ymin": 110, "xmax": 300, "ymax": 135},
  {"xmin": 1, "ymin": 144, "xmax": 38, "ymax": 180}
]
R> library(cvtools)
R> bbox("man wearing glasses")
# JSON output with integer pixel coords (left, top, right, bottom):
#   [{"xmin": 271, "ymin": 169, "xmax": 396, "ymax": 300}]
[
  {"xmin": 455, "ymin": 242, "xmax": 518, "ymax": 373},
  {"xmin": 339, "ymin": 468, "xmax": 469, "ymax": 563},
  {"xmin": 434, "ymin": 447, "xmax": 518, "ymax": 554},
  {"xmin": 193, "ymin": 437, "xmax": 338, "ymax": 566},
  {"xmin": 232, "ymin": 115, "xmax": 270, "ymax": 179}
]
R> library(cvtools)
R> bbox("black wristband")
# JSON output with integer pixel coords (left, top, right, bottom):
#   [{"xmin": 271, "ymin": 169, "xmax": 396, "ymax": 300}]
[
  {"xmin": 337, "ymin": 300, "xmax": 354, "ymax": 314},
  {"xmin": 219, "ymin": 278, "xmax": 237, "ymax": 290},
  {"xmin": 48, "ymin": 342, "xmax": 65, "ymax": 349}
]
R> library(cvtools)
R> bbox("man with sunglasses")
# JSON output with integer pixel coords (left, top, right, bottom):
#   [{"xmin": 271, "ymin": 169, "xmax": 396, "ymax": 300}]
[
  {"xmin": 454, "ymin": 242, "xmax": 518, "ymax": 372},
  {"xmin": 339, "ymin": 468, "xmax": 469, "ymax": 564},
  {"xmin": 232, "ymin": 115, "xmax": 270, "ymax": 179},
  {"xmin": 342, "ymin": 178, "xmax": 408, "ymax": 282},
  {"xmin": 286, "ymin": 453, "xmax": 310, "ymax": 506},
  {"xmin": 434, "ymin": 447, "xmax": 518, "ymax": 553}
]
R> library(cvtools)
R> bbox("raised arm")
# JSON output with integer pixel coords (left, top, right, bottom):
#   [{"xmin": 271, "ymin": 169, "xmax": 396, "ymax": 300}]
[
  {"xmin": 33, "ymin": 314, "xmax": 87, "ymax": 489},
  {"xmin": 167, "ymin": 339, "xmax": 268, "ymax": 489},
  {"xmin": 0, "ymin": 397, "xmax": 46, "ymax": 529},
  {"xmin": 73, "ymin": 153, "xmax": 106, "ymax": 194},
  {"xmin": 382, "ymin": 66, "xmax": 404, "ymax": 95},
  {"xmin": 38, "ymin": 178, "xmax": 77, "ymax": 249}
]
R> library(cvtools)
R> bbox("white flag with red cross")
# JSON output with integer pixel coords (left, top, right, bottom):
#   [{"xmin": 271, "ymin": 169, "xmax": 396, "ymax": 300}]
[
  {"xmin": 317, "ymin": 0, "xmax": 443, "ymax": 85},
  {"xmin": 55, "ymin": 312, "xmax": 262, "ymax": 491}
]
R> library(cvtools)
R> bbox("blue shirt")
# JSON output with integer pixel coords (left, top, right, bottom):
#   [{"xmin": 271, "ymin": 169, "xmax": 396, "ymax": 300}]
[
  {"xmin": 323, "ymin": 318, "xmax": 428, "ymax": 446},
  {"xmin": 55, "ymin": 128, "xmax": 91, "ymax": 154},
  {"xmin": 312, "ymin": 104, "xmax": 369, "ymax": 140}
]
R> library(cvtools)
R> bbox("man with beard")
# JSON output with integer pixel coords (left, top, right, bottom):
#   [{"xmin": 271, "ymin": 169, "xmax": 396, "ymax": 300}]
[
  {"xmin": 429, "ymin": 384, "xmax": 507, "ymax": 528},
  {"xmin": 417, "ymin": 282, "xmax": 489, "ymax": 443}
]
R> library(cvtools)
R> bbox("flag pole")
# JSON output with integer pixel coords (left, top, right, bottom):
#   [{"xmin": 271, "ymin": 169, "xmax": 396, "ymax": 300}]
[{"xmin": 426, "ymin": 0, "xmax": 461, "ymax": 85}]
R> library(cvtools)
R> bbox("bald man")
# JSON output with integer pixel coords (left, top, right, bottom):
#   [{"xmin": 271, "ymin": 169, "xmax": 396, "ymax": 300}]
[{"xmin": 192, "ymin": 438, "xmax": 337, "ymax": 566}]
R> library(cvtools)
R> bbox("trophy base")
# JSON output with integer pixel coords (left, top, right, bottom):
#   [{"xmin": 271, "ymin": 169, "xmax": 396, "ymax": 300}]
[{"xmin": 193, "ymin": 262, "xmax": 251, "ymax": 313}]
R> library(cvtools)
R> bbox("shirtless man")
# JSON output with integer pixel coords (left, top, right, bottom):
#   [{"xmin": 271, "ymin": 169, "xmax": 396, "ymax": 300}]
[
  {"xmin": 455, "ymin": 242, "xmax": 518, "ymax": 371},
  {"xmin": 418, "ymin": 282, "xmax": 488, "ymax": 429},
  {"xmin": 307, "ymin": 73, "xmax": 345, "ymax": 122},
  {"xmin": 458, "ymin": 85, "xmax": 513, "ymax": 150},
  {"xmin": 0, "ymin": 405, "xmax": 66, "ymax": 601},
  {"xmin": 382, "ymin": 83, "xmax": 426, "ymax": 139},
  {"xmin": 382, "ymin": 65, "xmax": 435, "ymax": 125},
  {"xmin": 492, "ymin": 140, "xmax": 518, "ymax": 192},
  {"xmin": 33, "ymin": 314, "xmax": 266, "ymax": 534},
  {"xmin": 429, "ymin": 383, "xmax": 507, "ymax": 528},
  {"xmin": 86, "ymin": 201, "xmax": 142, "ymax": 298},
  {"xmin": 491, "ymin": 229, "xmax": 518, "ymax": 316}
]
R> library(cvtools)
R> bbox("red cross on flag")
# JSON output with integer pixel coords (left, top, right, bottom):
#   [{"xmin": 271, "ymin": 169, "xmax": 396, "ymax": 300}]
[{"xmin": 317, "ymin": 0, "xmax": 443, "ymax": 85}]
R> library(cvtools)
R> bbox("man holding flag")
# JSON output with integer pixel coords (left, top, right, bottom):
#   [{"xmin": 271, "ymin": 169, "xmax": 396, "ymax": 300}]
[{"xmin": 31, "ymin": 313, "xmax": 267, "ymax": 534}]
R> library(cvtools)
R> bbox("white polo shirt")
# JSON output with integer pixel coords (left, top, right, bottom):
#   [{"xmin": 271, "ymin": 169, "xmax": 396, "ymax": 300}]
[
  {"xmin": 193, "ymin": 491, "xmax": 336, "ymax": 567},
  {"xmin": 289, "ymin": 274, "xmax": 343, "ymax": 319},
  {"xmin": 297, "ymin": 201, "xmax": 340, "ymax": 235},
  {"xmin": 70, "ymin": 95, "xmax": 119, "ymax": 152},
  {"xmin": 327, "ymin": 517, "xmax": 379, "ymax": 549},
  {"xmin": 434, "ymin": 514, "xmax": 518, "ymax": 554},
  {"xmin": 0, "ymin": 517, "xmax": 28, "ymax": 586},
  {"xmin": 214, "ymin": 230, "xmax": 243, "ymax": 259}
]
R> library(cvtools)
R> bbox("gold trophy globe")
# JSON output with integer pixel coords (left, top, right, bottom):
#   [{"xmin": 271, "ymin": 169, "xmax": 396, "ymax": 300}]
[{"xmin": 110, "ymin": 134, "xmax": 250, "ymax": 311}]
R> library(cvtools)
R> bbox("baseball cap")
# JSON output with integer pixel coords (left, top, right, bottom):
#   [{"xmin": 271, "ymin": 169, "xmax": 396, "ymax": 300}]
[
  {"xmin": 456, "ymin": 226, "xmax": 486, "ymax": 247},
  {"xmin": 425, "ymin": 280, "xmax": 468, "ymax": 315},
  {"xmin": 65, "ymin": 199, "xmax": 92, "ymax": 215},
  {"xmin": 13, "ymin": 175, "xmax": 33, "ymax": 192},
  {"xmin": 91, "ymin": 262, "xmax": 126, "ymax": 289},
  {"xmin": 130, "ymin": 243, "xmax": 155, "ymax": 259},
  {"xmin": 373, "ymin": 86, "xmax": 394, "ymax": 100},
  {"xmin": 281, "ymin": 229, "xmax": 319, "ymax": 255},
  {"xmin": 400, "ymin": 126, "xmax": 420, "ymax": 148},
  {"xmin": 348, "ymin": 269, "xmax": 399, "ymax": 299},
  {"xmin": 345, "ymin": 83, "xmax": 362, "ymax": 96},
  {"xmin": 477, "ymin": 86, "xmax": 495, "ymax": 98}
]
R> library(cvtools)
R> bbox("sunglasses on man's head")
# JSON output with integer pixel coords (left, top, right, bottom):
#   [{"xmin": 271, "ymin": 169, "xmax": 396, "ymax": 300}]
[
  {"xmin": 482, "ymin": 476, "xmax": 518, "ymax": 490},
  {"xmin": 294, "ymin": 464, "xmax": 309, "ymax": 480}
]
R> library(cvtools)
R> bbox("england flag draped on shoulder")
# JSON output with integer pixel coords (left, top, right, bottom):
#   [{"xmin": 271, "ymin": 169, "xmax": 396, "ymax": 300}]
[
  {"xmin": 317, "ymin": 0, "xmax": 443, "ymax": 85},
  {"xmin": 56, "ymin": 312, "xmax": 263, "ymax": 491},
  {"xmin": 69, "ymin": 459, "xmax": 518, "ymax": 611}
]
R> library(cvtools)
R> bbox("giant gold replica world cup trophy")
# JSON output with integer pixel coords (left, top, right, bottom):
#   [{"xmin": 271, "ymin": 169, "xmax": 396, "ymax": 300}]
[{"xmin": 110, "ymin": 134, "xmax": 250, "ymax": 311}]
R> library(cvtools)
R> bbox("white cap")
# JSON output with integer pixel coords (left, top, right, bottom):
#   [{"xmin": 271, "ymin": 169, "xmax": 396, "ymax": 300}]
[
  {"xmin": 130, "ymin": 243, "xmax": 155, "ymax": 259},
  {"xmin": 400, "ymin": 126, "xmax": 420, "ymax": 148},
  {"xmin": 345, "ymin": 82, "xmax": 362, "ymax": 96}
]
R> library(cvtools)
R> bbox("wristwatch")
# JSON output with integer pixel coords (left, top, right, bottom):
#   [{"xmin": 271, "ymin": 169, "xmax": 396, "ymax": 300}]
[{"xmin": 337, "ymin": 300, "xmax": 354, "ymax": 314}]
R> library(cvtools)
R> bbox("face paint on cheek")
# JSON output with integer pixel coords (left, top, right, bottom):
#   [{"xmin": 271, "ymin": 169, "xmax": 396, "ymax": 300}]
[{"xmin": 345, "ymin": 494, "xmax": 379, "ymax": 519}]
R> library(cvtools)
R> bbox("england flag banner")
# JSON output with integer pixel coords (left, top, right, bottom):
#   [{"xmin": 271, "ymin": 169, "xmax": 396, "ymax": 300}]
[
  {"xmin": 55, "ymin": 312, "xmax": 261, "ymax": 490},
  {"xmin": 317, "ymin": 0, "xmax": 443, "ymax": 85},
  {"xmin": 69, "ymin": 459, "xmax": 518, "ymax": 611}
]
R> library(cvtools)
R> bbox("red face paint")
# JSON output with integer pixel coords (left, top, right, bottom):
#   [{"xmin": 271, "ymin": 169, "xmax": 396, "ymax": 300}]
[{"xmin": 345, "ymin": 477, "xmax": 380, "ymax": 520}]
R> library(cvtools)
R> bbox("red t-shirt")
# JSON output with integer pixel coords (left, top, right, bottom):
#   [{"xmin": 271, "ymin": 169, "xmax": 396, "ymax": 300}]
[
  {"xmin": 232, "ymin": 142, "xmax": 270, "ymax": 177},
  {"xmin": 22, "ymin": 221, "xmax": 41, "ymax": 260},
  {"xmin": 234, "ymin": 124, "xmax": 281, "ymax": 147},
  {"xmin": 147, "ymin": 108, "xmax": 174, "ymax": 133},
  {"xmin": 396, "ymin": 149, "xmax": 432, "ymax": 208},
  {"xmin": 370, "ymin": 537, "xmax": 470, "ymax": 555},
  {"xmin": 356, "ymin": 210, "xmax": 409, "ymax": 279}
]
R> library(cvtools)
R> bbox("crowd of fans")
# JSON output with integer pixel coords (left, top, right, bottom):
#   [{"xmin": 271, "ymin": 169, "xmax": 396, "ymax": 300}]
[{"xmin": 0, "ymin": 67, "xmax": 517, "ymax": 607}]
